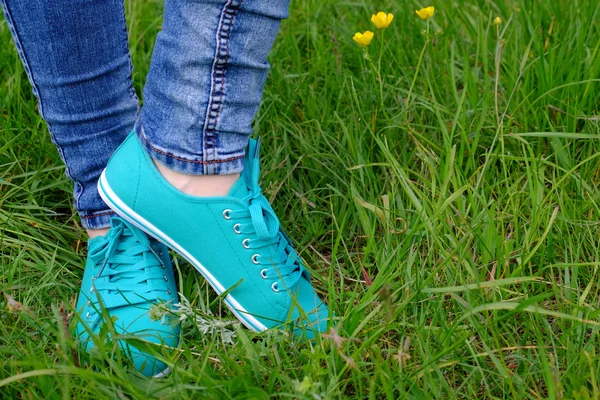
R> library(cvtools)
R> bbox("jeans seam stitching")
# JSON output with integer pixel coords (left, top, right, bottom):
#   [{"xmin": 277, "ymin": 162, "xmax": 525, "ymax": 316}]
[
  {"xmin": 139, "ymin": 131, "xmax": 244, "ymax": 164},
  {"xmin": 80, "ymin": 211, "xmax": 118, "ymax": 219},
  {"xmin": 202, "ymin": 0, "xmax": 243, "ymax": 172},
  {"xmin": 0, "ymin": 1, "xmax": 85, "ymax": 210},
  {"xmin": 118, "ymin": 0, "xmax": 140, "ymax": 107}
]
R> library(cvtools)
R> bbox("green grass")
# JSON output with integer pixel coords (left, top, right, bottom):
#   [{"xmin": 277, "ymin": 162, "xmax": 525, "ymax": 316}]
[{"xmin": 2, "ymin": 0, "xmax": 600, "ymax": 398}]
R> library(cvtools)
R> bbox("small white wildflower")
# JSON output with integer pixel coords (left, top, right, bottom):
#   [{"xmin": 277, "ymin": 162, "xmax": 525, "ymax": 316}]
[{"xmin": 150, "ymin": 293, "xmax": 239, "ymax": 344}]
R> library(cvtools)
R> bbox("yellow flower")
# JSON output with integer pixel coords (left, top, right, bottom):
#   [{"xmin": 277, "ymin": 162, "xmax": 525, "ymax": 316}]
[
  {"xmin": 494, "ymin": 17, "xmax": 502, "ymax": 25},
  {"xmin": 353, "ymin": 31, "xmax": 374, "ymax": 47},
  {"xmin": 415, "ymin": 6, "xmax": 435, "ymax": 20},
  {"xmin": 371, "ymin": 12, "xmax": 394, "ymax": 29}
]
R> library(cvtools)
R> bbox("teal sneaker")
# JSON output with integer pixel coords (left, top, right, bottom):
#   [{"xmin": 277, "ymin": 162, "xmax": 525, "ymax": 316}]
[
  {"xmin": 75, "ymin": 217, "xmax": 180, "ymax": 377},
  {"xmin": 98, "ymin": 133, "xmax": 330, "ymax": 338}
]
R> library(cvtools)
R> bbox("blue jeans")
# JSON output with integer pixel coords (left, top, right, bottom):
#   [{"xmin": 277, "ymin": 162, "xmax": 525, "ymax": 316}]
[{"xmin": 0, "ymin": 0, "xmax": 289, "ymax": 229}]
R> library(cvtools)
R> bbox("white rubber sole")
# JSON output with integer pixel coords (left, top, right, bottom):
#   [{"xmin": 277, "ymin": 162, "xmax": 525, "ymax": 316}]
[
  {"xmin": 153, "ymin": 367, "xmax": 171, "ymax": 379},
  {"xmin": 98, "ymin": 170, "xmax": 267, "ymax": 333}
]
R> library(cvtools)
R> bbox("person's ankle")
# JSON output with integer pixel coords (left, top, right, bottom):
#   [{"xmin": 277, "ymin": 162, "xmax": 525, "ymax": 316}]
[
  {"xmin": 153, "ymin": 159, "xmax": 239, "ymax": 197},
  {"xmin": 86, "ymin": 228, "xmax": 109, "ymax": 239}
]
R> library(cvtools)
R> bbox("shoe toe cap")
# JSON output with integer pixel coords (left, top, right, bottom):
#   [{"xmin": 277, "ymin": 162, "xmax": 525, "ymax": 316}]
[
  {"xmin": 129, "ymin": 345, "xmax": 170, "ymax": 377},
  {"xmin": 115, "ymin": 307, "xmax": 179, "ymax": 376},
  {"xmin": 76, "ymin": 304, "xmax": 179, "ymax": 377},
  {"xmin": 289, "ymin": 279, "xmax": 332, "ymax": 339},
  {"xmin": 293, "ymin": 301, "xmax": 330, "ymax": 340}
]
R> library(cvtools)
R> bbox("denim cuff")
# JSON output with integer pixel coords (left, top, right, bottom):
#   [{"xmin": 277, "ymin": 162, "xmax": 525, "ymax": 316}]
[
  {"xmin": 136, "ymin": 0, "xmax": 288, "ymax": 176},
  {"xmin": 79, "ymin": 210, "xmax": 118, "ymax": 230},
  {"xmin": 134, "ymin": 121, "xmax": 245, "ymax": 175}
]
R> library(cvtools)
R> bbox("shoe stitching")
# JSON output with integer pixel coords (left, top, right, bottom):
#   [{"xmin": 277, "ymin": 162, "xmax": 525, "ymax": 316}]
[{"xmin": 133, "ymin": 143, "xmax": 141, "ymax": 209}]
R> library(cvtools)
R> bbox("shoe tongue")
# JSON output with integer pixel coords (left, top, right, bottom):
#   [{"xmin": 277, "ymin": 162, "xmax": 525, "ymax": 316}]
[
  {"xmin": 227, "ymin": 138, "xmax": 260, "ymax": 200},
  {"xmin": 227, "ymin": 175, "xmax": 250, "ymax": 199},
  {"xmin": 110, "ymin": 216, "xmax": 127, "ymax": 229},
  {"xmin": 105, "ymin": 234, "xmax": 149, "ymax": 289},
  {"xmin": 93, "ymin": 218, "xmax": 151, "ymax": 288}
]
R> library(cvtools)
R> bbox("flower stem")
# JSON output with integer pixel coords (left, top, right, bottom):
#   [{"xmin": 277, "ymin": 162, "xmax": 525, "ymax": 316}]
[
  {"xmin": 405, "ymin": 38, "xmax": 430, "ymax": 110},
  {"xmin": 377, "ymin": 30, "xmax": 387, "ymax": 117},
  {"xmin": 364, "ymin": 51, "xmax": 379, "ymax": 100}
]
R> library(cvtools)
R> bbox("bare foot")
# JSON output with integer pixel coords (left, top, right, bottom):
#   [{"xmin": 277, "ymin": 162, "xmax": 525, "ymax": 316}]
[
  {"xmin": 86, "ymin": 228, "xmax": 109, "ymax": 239},
  {"xmin": 153, "ymin": 159, "xmax": 239, "ymax": 197}
]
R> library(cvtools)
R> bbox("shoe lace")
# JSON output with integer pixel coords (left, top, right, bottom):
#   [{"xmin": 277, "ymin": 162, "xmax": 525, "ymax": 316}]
[
  {"xmin": 228, "ymin": 139, "xmax": 307, "ymax": 291},
  {"xmin": 87, "ymin": 219, "xmax": 169, "ymax": 311}
]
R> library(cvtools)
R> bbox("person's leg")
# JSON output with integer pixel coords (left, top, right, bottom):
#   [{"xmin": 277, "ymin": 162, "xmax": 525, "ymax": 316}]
[
  {"xmin": 0, "ymin": 0, "xmax": 138, "ymax": 234},
  {"xmin": 101, "ymin": 0, "xmax": 331, "ymax": 338},
  {"xmin": 0, "ymin": 0, "xmax": 179, "ymax": 376},
  {"xmin": 137, "ymin": 0, "xmax": 289, "ymax": 183}
]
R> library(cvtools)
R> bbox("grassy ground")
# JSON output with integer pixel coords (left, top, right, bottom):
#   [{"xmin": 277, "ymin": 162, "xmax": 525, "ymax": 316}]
[{"xmin": 2, "ymin": 0, "xmax": 600, "ymax": 398}]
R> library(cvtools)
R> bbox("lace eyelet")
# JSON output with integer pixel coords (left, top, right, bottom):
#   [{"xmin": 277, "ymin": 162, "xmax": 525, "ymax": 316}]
[
  {"xmin": 233, "ymin": 224, "xmax": 241, "ymax": 234},
  {"xmin": 166, "ymin": 289, "xmax": 172, "ymax": 295},
  {"xmin": 86, "ymin": 301, "xmax": 91, "ymax": 306},
  {"xmin": 86, "ymin": 312, "xmax": 91, "ymax": 319},
  {"xmin": 271, "ymin": 282, "xmax": 280, "ymax": 293},
  {"xmin": 223, "ymin": 209, "xmax": 231, "ymax": 220},
  {"xmin": 252, "ymin": 254, "xmax": 259, "ymax": 264},
  {"xmin": 163, "ymin": 275, "xmax": 168, "ymax": 282},
  {"xmin": 260, "ymin": 269, "xmax": 268, "ymax": 279},
  {"xmin": 89, "ymin": 287, "xmax": 94, "ymax": 293},
  {"xmin": 243, "ymin": 238, "xmax": 251, "ymax": 249}
]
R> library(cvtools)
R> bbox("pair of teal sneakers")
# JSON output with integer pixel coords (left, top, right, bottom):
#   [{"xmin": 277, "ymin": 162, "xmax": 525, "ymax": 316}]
[{"xmin": 75, "ymin": 133, "xmax": 331, "ymax": 376}]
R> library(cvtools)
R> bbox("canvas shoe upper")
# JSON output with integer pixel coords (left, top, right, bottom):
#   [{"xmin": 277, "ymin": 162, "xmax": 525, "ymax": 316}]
[
  {"xmin": 98, "ymin": 133, "xmax": 330, "ymax": 338},
  {"xmin": 75, "ymin": 217, "xmax": 179, "ymax": 376}
]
